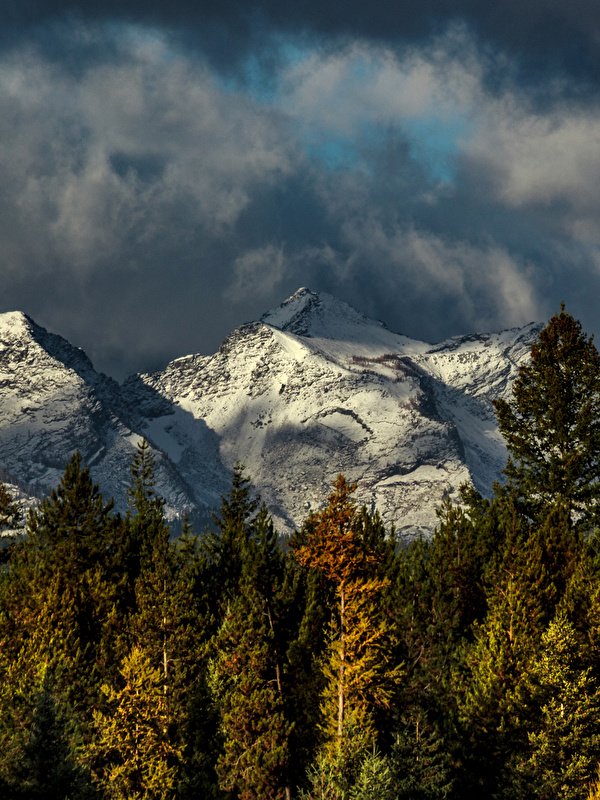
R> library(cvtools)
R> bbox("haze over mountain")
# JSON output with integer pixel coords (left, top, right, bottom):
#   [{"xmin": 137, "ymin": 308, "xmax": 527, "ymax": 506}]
[{"xmin": 0, "ymin": 289, "xmax": 539, "ymax": 537}]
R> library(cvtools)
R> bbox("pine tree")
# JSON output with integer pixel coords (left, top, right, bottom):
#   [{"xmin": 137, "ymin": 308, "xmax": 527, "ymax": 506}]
[
  {"xmin": 212, "ymin": 504, "xmax": 297, "ymax": 800},
  {"xmin": 0, "ymin": 481, "xmax": 21, "ymax": 537},
  {"xmin": 494, "ymin": 305, "xmax": 600, "ymax": 532},
  {"xmin": 201, "ymin": 461, "xmax": 261, "ymax": 616},
  {"xmin": 121, "ymin": 438, "xmax": 168, "ymax": 583},
  {"xmin": 130, "ymin": 521, "xmax": 205, "ymax": 762},
  {"xmin": 91, "ymin": 645, "xmax": 182, "ymax": 800},
  {"xmin": 349, "ymin": 748, "xmax": 396, "ymax": 800},
  {"xmin": 507, "ymin": 614, "xmax": 600, "ymax": 800},
  {"xmin": 0, "ymin": 482, "xmax": 22, "ymax": 564},
  {"xmin": 393, "ymin": 489, "xmax": 502, "ymax": 729},
  {"xmin": 0, "ymin": 454, "xmax": 121, "ymax": 765},
  {"xmin": 458, "ymin": 500, "xmax": 582, "ymax": 795},
  {"xmin": 390, "ymin": 708, "xmax": 454, "ymax": 800},
  {"xmin": 25, "ymin": 451, "xmax": 117, "ymax": 574},
  {"xmin": 7, "ymin": 669, "xmax": 94, "ymax": 800}
]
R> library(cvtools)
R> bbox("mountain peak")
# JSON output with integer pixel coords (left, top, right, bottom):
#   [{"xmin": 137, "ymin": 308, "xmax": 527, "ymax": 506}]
[
  {"xmin": 0, "ymin": 310, "xmax": 34, "ymax": 335},
  {"xmin": 261, "ymin": 287, "xmax": 387, "ymax": 340}
]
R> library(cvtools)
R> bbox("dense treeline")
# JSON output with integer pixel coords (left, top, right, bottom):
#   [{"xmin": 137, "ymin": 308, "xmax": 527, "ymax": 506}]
[{"xmin": 2, "ymin": 306, "xmax": 600, "ymax": 798}]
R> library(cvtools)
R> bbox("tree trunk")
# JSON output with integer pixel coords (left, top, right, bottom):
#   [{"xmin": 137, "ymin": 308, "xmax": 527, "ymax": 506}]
[{"xmin": 338, "ymin": 583, "xmax": 346, "ymax": 740}]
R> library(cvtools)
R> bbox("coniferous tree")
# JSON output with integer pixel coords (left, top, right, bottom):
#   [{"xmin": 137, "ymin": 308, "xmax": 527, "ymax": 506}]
[
  {"xmin": 0, "ymin": 481, "xmax": 20, "ymax": 531},
  {"xmin": 0, "ymin": 482, "xmax": 21, "ymax": 564},
  {"xmin": 494, "ymin": 305, "xmax": 600, "ymax": 532},
  {"xmin": 0, "ymin": 453, "xmax": 121, "ymax": 764},
  {"xmin": 25, "ymin": 451, "xmax": 117, "ymax": 574},
  {"xmin": 91, "ymin": 645, "xmax": 183, "ymax": 800},
  {"xmin": 292, "ymin": 475, "xmax": 402, "ymax": 750},
  {"xmin": 211, "ymin": 487, "xmax": 298, "ymax": 799},
  {"xmin": 131, "ymin": 520, "xmax": 206, "ymax": 774},
  {"xmin": 7, "ymin": 669, "xmax": 94, "ymax": 800},
  {"xmin": 390, "ymin": 707, "xmax": 454, "ymax": 800},
  {"xmin": 121, "ymin": 438, "xmax": 168, "ymax": 581},
  {"xmin": 201, "ymin": 461, "xmax": 260, "ymax": 619},
  {"xmin": 505, "ymin": 614, "xmax": 600, "ymax": 800},
  {"xmin": 458, "ymin": 500, "xmax": 583, "ymax": 796}
]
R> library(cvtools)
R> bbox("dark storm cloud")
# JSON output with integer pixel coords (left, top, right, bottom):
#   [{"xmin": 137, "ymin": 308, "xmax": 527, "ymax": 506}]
[
  {"xmin": 7, "ymin": 0, "xmax": 600, "ymax": 82},
  {"xmin": 1, "ymin": 6, "xmax": 600, "ymax": 378}
]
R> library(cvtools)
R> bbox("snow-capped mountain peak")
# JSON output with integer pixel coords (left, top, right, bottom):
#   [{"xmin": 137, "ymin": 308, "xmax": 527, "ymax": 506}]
[
  {"xmin": 262, "ymin": 287, "xmax": 386, "ymax": 340},
  {"xmin": 0, "ymin": 290, "xmax": 540, "ymax": 538}
]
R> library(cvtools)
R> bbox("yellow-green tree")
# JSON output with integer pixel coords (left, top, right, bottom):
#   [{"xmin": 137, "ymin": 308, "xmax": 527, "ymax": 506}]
[
  {"xmin": 92, "ymin": 645, "xmax": 182, "ymax": 800},
  {"xmin": 508, "ymin": 614, "xmax": 600, "ymax": 799},
  {"xmin": 292, "ymin": 475, "xmax": 402, "ymax": 747}
]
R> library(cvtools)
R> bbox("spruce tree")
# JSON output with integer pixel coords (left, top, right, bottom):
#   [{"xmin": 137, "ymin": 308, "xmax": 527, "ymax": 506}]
[
  {"xmin": 0, "ymin": 453, "xmax": 121, "ymax": 764},
  {"xmin": 201, "ymin": 461, "xmax": 260, "ymax": 616},
  {"xmin": 121, "ymin": 438, "xmax": 168, "ymax": 583},
  {"xmin": 0, "ymin": 482, "xmax": 20, "ymax": 530},
  {"xmin": 25, "ymin": 451, "xmax": 117, "ymax": 574},
  {"xmin": 494, "ymin": 305, "xmax": 600, "ymax": 532},
  {"xmin": 211, "ymin": 498, "xmax": 297, "ymax": 800},
  {"xmin": 390, "ymin": 708, "xmax": 454, "ymax": 800},
  {"xmin": 7, "ymin": 669, "xmax": 94, "ymax": 800},
  {"xmin": 506, "ymin": 614, "xmax": 600, "ymax": 800}
]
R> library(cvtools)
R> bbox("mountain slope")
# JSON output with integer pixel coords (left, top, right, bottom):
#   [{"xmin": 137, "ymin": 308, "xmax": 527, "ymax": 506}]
[
  {"xmin": 0, "ymin": 292, "xmax": 540, "ymax": 537},
  {"xmin": 125, "ymin": 288, "xmax": 540, "ymax": 536},
  {"xmin": 0, "ymin": 311, "xmax": 194, "ymax": 515}
]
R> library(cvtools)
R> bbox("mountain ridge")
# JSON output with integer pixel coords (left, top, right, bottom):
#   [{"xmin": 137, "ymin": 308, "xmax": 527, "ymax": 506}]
[{"xmin": 0, "ymin": 291, "xmax": 540, "ymax": 537}]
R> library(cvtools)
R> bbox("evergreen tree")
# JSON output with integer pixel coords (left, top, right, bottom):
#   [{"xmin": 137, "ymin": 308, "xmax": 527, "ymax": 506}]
[
  {"xmin": 0, "ymin": 481, "xmax": 20, "ymax": 531},
  {"xmin": 0, "ymin": 482, "xmax": 21, "ymax": 564},
  {"xmin": 459, "ymin": 500, "xmax": 582, "ymax": 796},
  {"xmin": 121, "ymin": 438, "xmax": 168, "ymax": 582},
  {"xmin": 201, "ymin": 461, "xmax": 261, "ymax": 617},
  {"xmin": 494, "ymin": 305, "xmax": 600, "ymax": 532},
  {"xmin": 130, "ymin": 519, "xmax": 206, "ymax": 774},
  {"xmin": 506, "ymin": 614, "xmax": 600, "ymax": 800},
  {"xmin": 91, "ymin": 645, "xmax": 183, "ymax": 799},
  {"xmin": 212, "ymin": 503, "xmax": 297, "ymax": 800},
  {"xmin": 393, "ymin": 489, "xmax": 501, "ymax": 723},
  {"xmin": 390, "ymin": 708, "xmax": 454, "ymax": 800},
  {"xmin": 7, "ymin": 669, "xmax": 94, "ymax": 800},
  {"xmin": 349, "ymin": 748, "xmax": 396, "ymax": 800},
  {"xmin": 25, "ymin": 451, "xmax": 117, "ymax": 574},
  {"xmin": 0, "ymin": 453, "xmax": 121, "ymax": 765}
]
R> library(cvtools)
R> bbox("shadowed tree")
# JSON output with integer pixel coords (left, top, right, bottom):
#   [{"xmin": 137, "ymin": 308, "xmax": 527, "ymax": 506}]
[
  {"xmin": 7, "ymin": 668, "xmax": 95, "ymax": 800},
  {"xmin": 494, "ymin": 305, "xmax": 600, "ymax": 532}
]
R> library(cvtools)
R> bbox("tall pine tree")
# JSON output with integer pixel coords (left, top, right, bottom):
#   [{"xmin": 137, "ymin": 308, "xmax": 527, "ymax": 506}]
[{"xmin": 494, "ymin": 305, "xmax": 600, "ymax": 532}]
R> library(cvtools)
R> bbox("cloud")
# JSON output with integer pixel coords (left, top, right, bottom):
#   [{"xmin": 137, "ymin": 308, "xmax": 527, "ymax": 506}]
[
  {"xmin": 0, "ymin": 19, "xmax": 600, "ymax": 377},
  {"xmin": 468, "ymin": 98, "xmax": 600, "ymax": 214},
  {"xmin": 305, "ymin": 213, "xmax": 541, "ymax": 338},
  {"xmin": 226, "ymin": 244, "xmax": 287, "ymax": 302}
]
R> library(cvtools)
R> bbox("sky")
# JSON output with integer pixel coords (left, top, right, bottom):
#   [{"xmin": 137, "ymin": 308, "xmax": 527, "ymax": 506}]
[{"xmin": 2, "ymin": 2, "xmax": 600, "ymax": 379}]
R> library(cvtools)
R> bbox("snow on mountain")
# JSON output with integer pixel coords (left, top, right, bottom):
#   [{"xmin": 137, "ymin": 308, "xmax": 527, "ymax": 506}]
[
  {"xmin": 0, "ymin": 311, "xmax": 193, "ymax": 516},
  {"xmin": 0, "ymin": 291, "xmax": 540, "ymax": 538},
  {"xmin": 125, "ymin": 288, "xmax": 540, "ymax": 537}
]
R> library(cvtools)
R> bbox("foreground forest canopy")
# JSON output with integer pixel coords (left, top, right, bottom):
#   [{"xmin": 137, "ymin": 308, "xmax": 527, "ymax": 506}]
[{"xmin": 3, "ymin": 306, "xmax": 600, "ymax": 799}]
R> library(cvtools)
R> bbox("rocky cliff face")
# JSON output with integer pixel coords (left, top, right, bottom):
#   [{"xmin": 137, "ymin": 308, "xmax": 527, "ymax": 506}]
[{"xmin": 0, "ymin": 290, "xmax": 541, "ymax": 537}]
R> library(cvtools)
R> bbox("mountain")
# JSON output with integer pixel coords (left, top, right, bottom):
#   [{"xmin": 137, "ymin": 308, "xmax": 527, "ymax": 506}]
[
  {"xmin": 0, "ymin": 291, "xmax": 540, "ymax": 538},
  {"xmin": 0, "ymin": 311, "xmax": 194, "ymax": 518},
  {"xmin": 125, "ymin": 288, "xmax": 540, "ymax": 537}
]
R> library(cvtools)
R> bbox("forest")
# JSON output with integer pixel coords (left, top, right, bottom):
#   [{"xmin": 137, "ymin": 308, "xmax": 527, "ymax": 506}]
[{"xmin": 2, "ymin": 305, "xmax": 600, "ymax": 800}]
